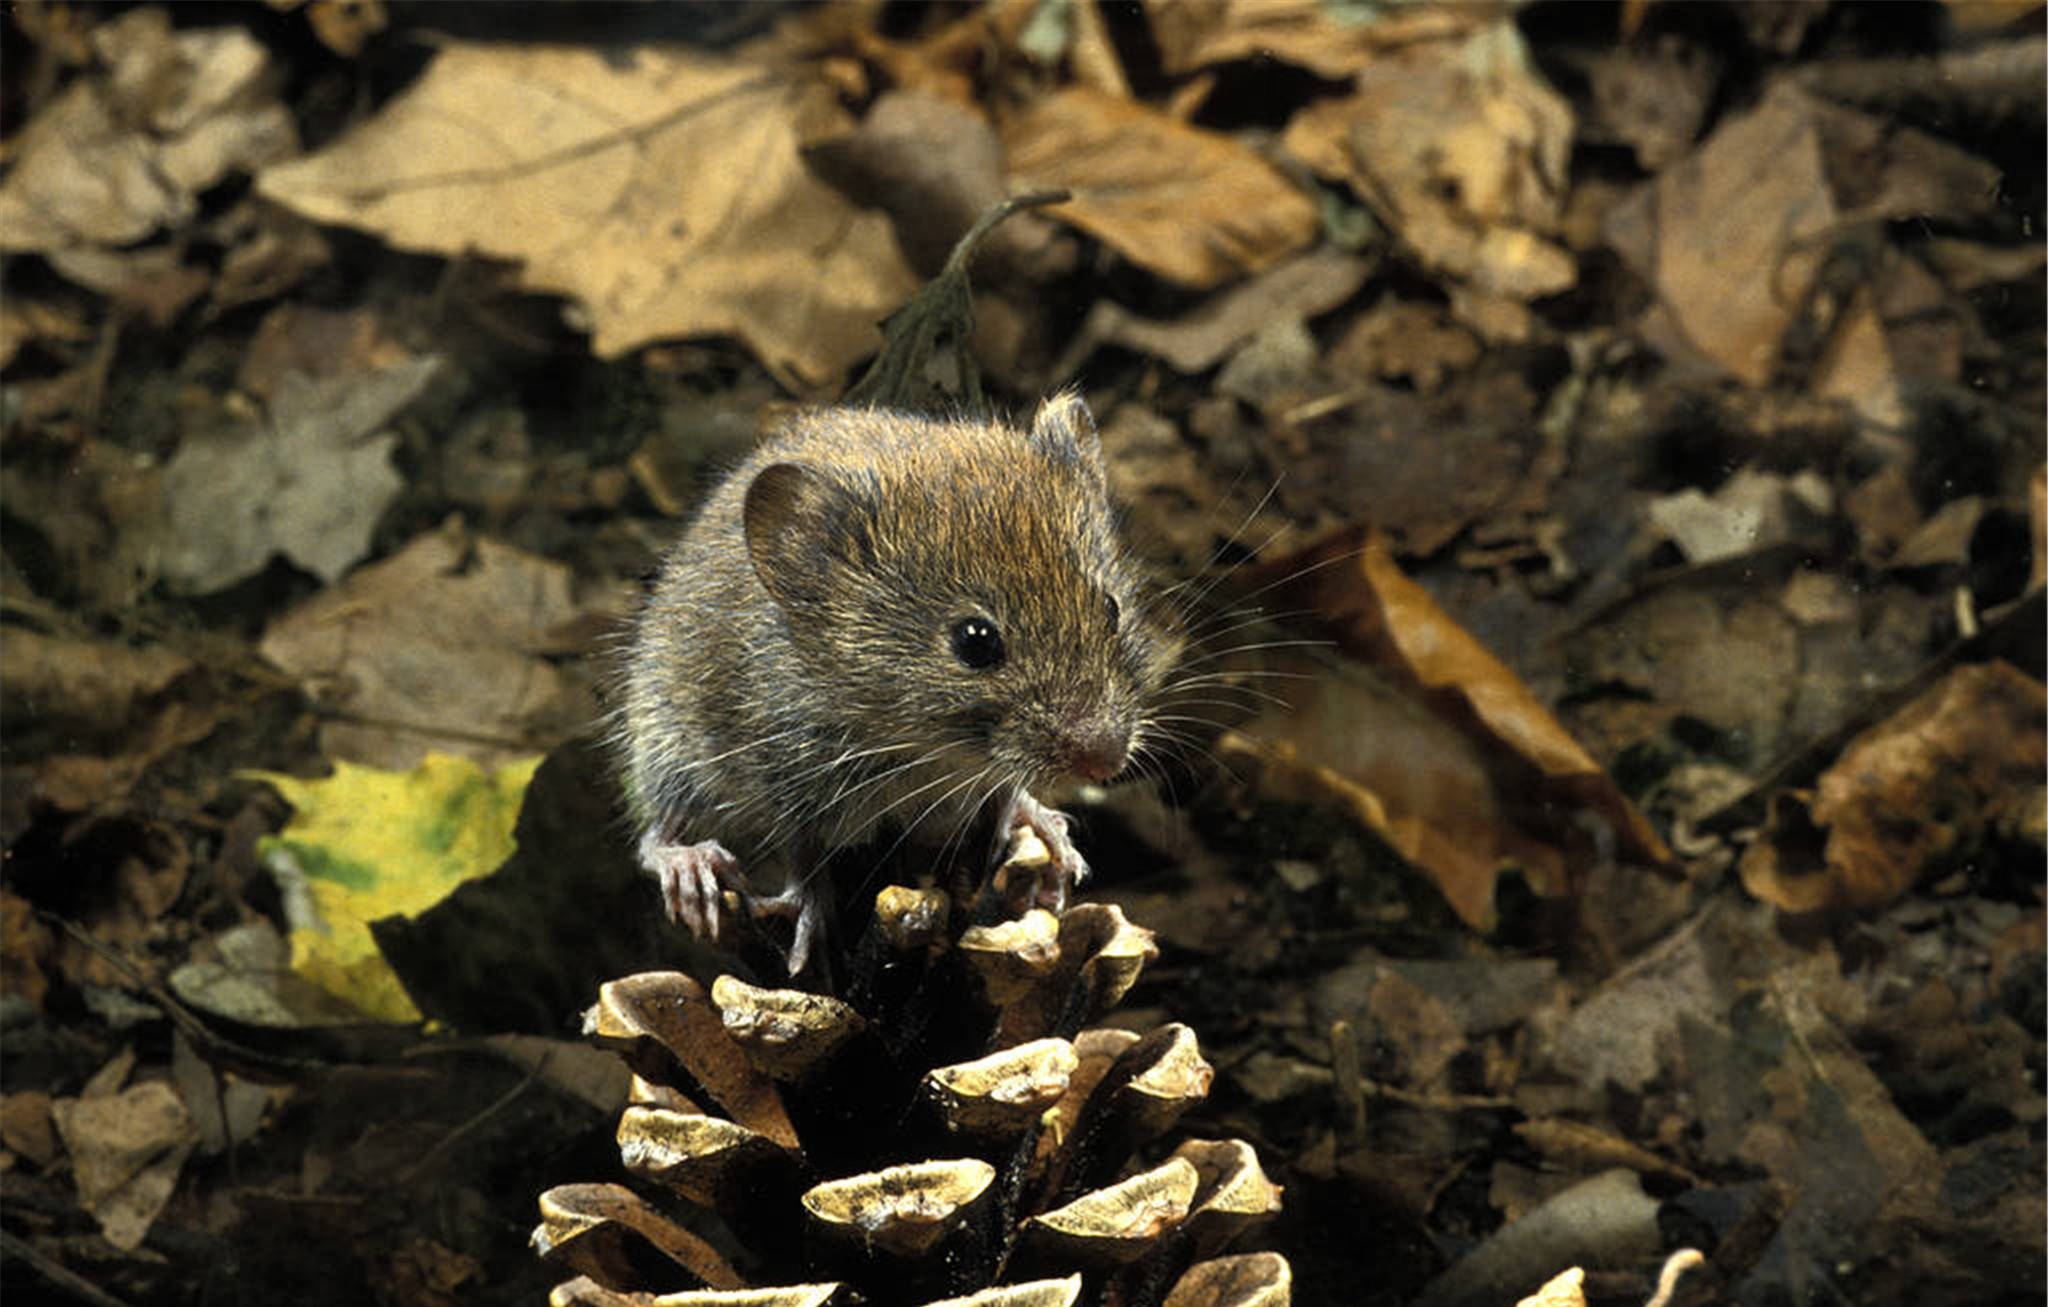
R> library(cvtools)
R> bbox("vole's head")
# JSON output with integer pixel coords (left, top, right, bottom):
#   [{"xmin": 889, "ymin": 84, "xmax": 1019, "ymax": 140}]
[{"xmin": 742, "ymin": 395, "xmax": 1174, "ymax": 807}]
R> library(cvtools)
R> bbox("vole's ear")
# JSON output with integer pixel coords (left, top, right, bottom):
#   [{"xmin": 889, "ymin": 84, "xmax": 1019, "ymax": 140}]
[
  {"xmin": 743, "ymin": 462, "xmax": 868, "ymax": 611},
  {"xmin": 1028, "ymin": 390, "xmax": 1104, "ymax": 481}
]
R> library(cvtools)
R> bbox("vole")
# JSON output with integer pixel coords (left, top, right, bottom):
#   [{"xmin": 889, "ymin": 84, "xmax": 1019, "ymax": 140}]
[{"xmin": 619, "ymin": 393, "xmax": 1173, "ymax": 974}]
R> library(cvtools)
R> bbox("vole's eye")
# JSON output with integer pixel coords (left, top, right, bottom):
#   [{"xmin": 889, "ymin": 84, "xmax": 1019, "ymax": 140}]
[
  {"xmin": 950, "ymin": 616, "xmax": 1006, "ymax": 670},
  {"xmin": 1105, "ymin": 593, "xmax": 1121, "ymax": 633}
]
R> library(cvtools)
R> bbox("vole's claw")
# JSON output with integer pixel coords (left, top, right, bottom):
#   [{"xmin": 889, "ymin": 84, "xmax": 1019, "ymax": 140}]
[
  {"xmin": 1006, "ymin": 790, "xmax": 1089, "ymax": 910},
  {"xmin": 640, "ymin": 832, "xmax": 738, "ymax": 941},
  {"xmin": 745, "ymin": 882, "xmax": 827, "ymax": 976}
]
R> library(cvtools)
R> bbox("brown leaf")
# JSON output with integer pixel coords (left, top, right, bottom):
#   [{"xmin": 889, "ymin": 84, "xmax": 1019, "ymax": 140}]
[
  {"xmin": 1741, "ymin": 660, "xmax": 2046, "ymax": 914},
  {"xmin": 0, "ymin": 891, "xmax": 56, "ymax": 1015},
  {"xmin": 257, "ymin": 43, "xmax": 917, "ymax": 387},
  {"xmin": 1279, "ymin": 21, "xmax": 1575, "ymax": 324},
  {"xmin": 1003, "ymin": 87, "xmax": 1317, "ymax": 290},
  {"xmin": 258, "ymin": 520, "xmax": 622, "ymax": 769},
  {"xmin": 1057, "ymin": 246, "xmax": 1373, "ymax": 376},
  {"xmin": 49, "ymin": 1079, "xmax": 200, "ymax": 1250},
  {"xmin": 1603, "ymin": 82, "xmax": 2000, "ymax": 427},
  {"xmin": 1227, "ymin": 531, "xmax": 1669, "ymax": 932},
  {"xmin": 1143, "ymin": 0, "xmax": 1480, "ymax": 79},
  {"xmin": 0, "ymin": 9, "xmax": 297, "ymax": 253}
]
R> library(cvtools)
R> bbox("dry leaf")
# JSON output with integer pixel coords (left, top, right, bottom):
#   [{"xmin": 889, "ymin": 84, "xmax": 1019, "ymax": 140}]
[
  {"xmin": 1003, "ymin": 86, "xmax": 1317, "ymax": 290},
  {"xmin": 160, "ymin": 354, "xmax": 435, "ymax": 592},
  {"xmin": 257, "ymin": 42, "xmax": 917, "ymax": 387},
  {"xmin": 1604, "ymin": 82, "xmax": 2001, "ymax": 427},
  {"xmin": 1058, "ymin": 246, "xmax": 1372, "ymax": 377},
  {"xmin": 1741, "ymin": 660, "xmax": 2046, "ymax": 914},
  {"xmin": 1280, "ymin": 20, "xmax": 1575, "ymax": 325},
  {"xmin": 1142, "ymin": 0, "xmax": 1482, "ymax": 80},
  {"xmin": 0, "ymin": 8, "xmax": 297, "ymax": 254},
  {"xmin": 258, "ymin": 520, "xmax": 620, "ymax": 769},
  {"xmin": 49, "ymin": 1080, "xmax": 200, "ymax": 1250},
  {"xmin": 1226, "ymin": 531, "xmax": 1669, "ymax": 932}
]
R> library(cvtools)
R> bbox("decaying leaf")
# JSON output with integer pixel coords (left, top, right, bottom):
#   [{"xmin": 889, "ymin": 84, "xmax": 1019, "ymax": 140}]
[
  {"xmin": 257, "ymin": 41, "xmax": 917, "ymax": 386},
  {"xmin": 1741, "ymin": 660, "xmax": 2046, "ymax": 914},
  {"xmin": 1604, "ymin": 81, "xmax": 2002, "ymax": 426},
  {"xmin": 49, "ymin": 1075, "xmax": 200, "ymax": 1251},
  {"xmin": 258, "ymin": 520, "xmax": 619, "ymax": 769},
  {"xmin": 1003, "ymin": 86, "xmax": 1317, "ymax": 290},
  {"xmin": 1222, "ymin": 530, "xmax": 1669, "ymax": 932},
  {"xmin": 1143, "ymin": 0, "xmax": 1480, "ymax": 80},
  {"xmin": 160, "ymin": 353, "xmax": 437, "ymax": 593},
  {"xmin": 0, "ymin": 8, "xmax": 297, "ymax": 253},
  {"xmin": 1280, "ymin": 19, "xmax": 1575, "ymax": 335},
  {"xmin": 1056, "ymin": 246, "xmax": 1373, "ymax": 378}
]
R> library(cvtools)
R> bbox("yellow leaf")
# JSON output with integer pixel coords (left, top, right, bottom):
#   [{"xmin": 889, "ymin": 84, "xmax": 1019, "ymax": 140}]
[{"xmin": 251, "ymin": 753, "xmax": 541, "ymax": 1022}]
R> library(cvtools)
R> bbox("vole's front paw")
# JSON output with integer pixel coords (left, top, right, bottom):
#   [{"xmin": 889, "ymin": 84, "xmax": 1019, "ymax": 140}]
[
  {"xmin": 1005, "ymin": 789, "xmax": 1090, "ymax": 911},
  {"xmin": 639, "ymin": 832, "xmax": 738, "ymax": 940}
]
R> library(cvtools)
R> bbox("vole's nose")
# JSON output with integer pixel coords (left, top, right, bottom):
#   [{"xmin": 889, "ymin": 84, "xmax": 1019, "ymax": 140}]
[{"xmin": 1061, "ymin": 723, "xmax": 1130, "ymax": 783}]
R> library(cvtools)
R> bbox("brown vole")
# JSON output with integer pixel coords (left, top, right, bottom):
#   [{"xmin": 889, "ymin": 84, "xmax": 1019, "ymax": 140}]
[{"xmin": 619, "ymin": 394, "xmax": 1173, "ymax": 973}]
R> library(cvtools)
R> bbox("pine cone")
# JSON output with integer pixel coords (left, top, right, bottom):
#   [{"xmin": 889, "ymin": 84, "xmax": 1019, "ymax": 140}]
[{"xmin": 533, "ymin": 834, "xmax": 1290, "ymax": 1307}]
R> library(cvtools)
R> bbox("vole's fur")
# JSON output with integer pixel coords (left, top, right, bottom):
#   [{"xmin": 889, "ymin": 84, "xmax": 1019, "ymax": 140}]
[{"xmin": 619, "ymin": 394, "xmax": 1172, "ymax": 972}]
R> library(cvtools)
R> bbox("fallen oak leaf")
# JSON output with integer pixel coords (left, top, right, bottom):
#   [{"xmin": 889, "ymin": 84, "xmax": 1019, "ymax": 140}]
[
  {"xmin": 1002, "ymin": 86, "xmax": 1317, "ymax": 291},
  {"xmin": 256, "ymin": 41, "xmax": 916, "ymax": 387},
  {"xmin": 1223, "ymin": 530, "xmax": 1669, "ymax": 932}
]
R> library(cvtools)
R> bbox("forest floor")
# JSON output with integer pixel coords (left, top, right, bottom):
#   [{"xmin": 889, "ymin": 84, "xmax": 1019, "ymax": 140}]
[{"xmin": 2, "ymin": 3, "xmax": 2043, "ymax": 1306}]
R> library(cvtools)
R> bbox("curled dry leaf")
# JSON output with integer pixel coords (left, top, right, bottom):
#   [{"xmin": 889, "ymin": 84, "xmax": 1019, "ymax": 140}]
[
  {"xmin": 0, "ymin": 8, "xmax": 297, "ymax": 253},
  {"xmin": 161, "ymin": 352, "xmax": 437, "ymax": 594},
  {"xmin": 258, "ymin": 520, "xmax": 618, "ymax": 769},
  {"xmin": 800, "ymin": 1159, "xmax": 996, "ymax": 1258},
  {"xmin": 1002, "ymin": 87, "xmax": 1317, "ymax": 290},
  {"xmin": 1280, "ymin": 20, "xmax": 1574, "ymax": 329},
  {"xmin": 1026, "ymin": 1155, "xmax": 1200, "ymax": 1266},
  {"xmin": 924, "ymin": 1037, "xmax": 1080, "ymax": 1135},
  {"xmin": 257, "ymin": 42, "xmax": 916, "ymax": 386},
  {"xmin": 531, "ymin": 1182, "xmax": 744, "ymax": 1291},
  {"xmin": 1057, "ymin": 246, "xmax": 1374, "ymax": 377},
  {"xmin": 1603, "ymin": 82, "xmax": 2000, "ymax": 426},
  {"xmin": 49, "ymin": 1079, "xmax": 200, "ymax": 1251},
  {"xmin": 1144, "ymin": 0, "xmax": 1480, "ymax": 79},
  {"xmin": 1227, "ymin": 530, "xmax": 1669, "ymax": 932},
  {"xmin": 711, "ymin": 977, "xmax": 865, "ymax": 1081},
  {"xmin": 1740, "ymin": 660, "xmax": 2046, "ymax": 914}
]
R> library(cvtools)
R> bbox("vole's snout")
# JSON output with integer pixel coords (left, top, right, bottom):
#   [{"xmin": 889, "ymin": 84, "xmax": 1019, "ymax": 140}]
[{"xmin": 1058, "ymin": 720, "xmax": 1131, "ymax": 783}]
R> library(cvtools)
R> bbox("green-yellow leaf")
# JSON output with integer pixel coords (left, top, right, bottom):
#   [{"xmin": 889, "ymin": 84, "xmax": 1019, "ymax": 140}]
[{"xmin": 250, "ymin": 752, "xmax": 541, "ymax": 1022}]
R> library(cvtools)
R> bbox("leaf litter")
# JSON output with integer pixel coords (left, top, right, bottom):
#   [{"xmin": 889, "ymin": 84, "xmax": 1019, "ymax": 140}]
[{"xmin": 0, "ymin": 3, "xmax": 2040, "ymax": 1306}]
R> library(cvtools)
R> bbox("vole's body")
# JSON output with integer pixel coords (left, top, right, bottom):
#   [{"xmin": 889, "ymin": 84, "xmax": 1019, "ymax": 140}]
[{"xmin": 621, "ymin": 396, "xmax": 1168, "ymax": 971}]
